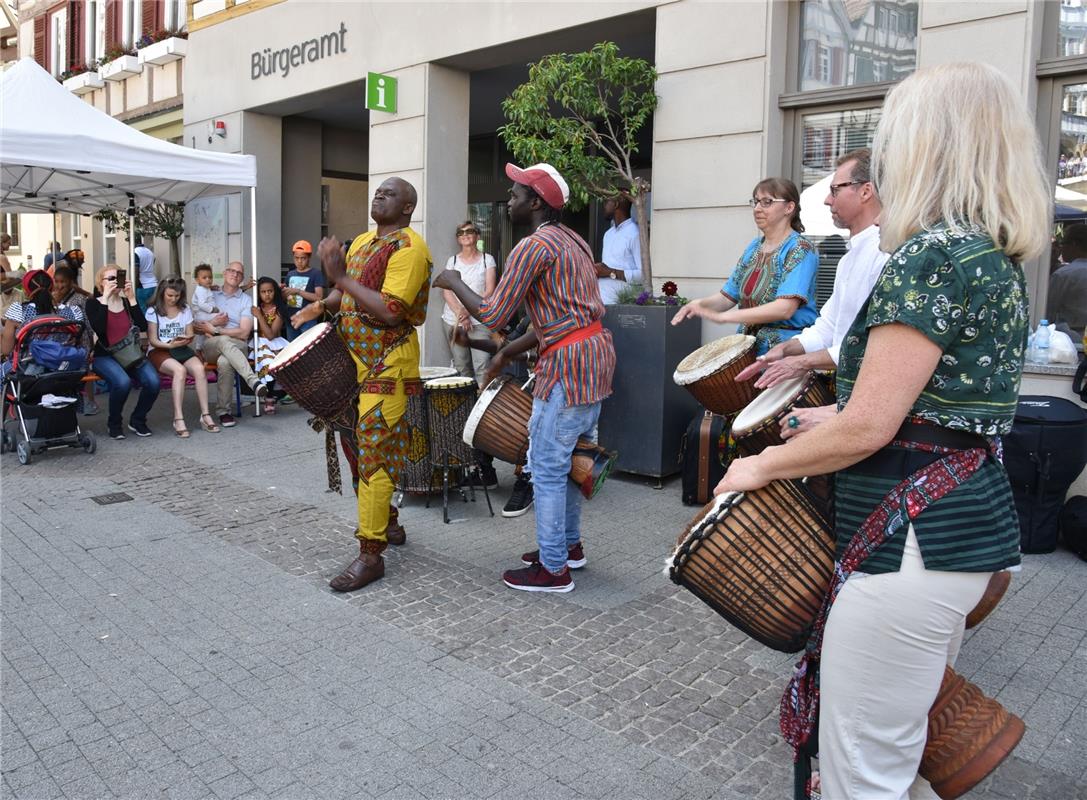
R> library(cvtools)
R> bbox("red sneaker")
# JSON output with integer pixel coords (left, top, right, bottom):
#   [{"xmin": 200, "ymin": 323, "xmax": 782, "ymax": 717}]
[
  {"xmin": 520, "ymin": 541, "xmax": 586, "ymax": 569},
  {"xmin": 502, "ymin": 562, "xmax": 574, "ymax": 593}
]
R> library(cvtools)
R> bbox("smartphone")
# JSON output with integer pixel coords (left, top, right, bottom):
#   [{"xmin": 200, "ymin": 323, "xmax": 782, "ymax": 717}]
[{"xmin": 116, "ymin": 269, "xmax": 126, "ymax": 288}]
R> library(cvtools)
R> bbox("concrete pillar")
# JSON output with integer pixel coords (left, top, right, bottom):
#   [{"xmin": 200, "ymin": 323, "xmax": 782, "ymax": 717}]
[
  {"xmin": 241, "ymin": 111, "xmax": 283, "ymax": 280},
  {"xmin": 281, "ymin": 117, "xmax": 323, "ymax": 266},
  {"xmin": 369, "ymin": 62, "xmax": 470, "ymax": 368}
]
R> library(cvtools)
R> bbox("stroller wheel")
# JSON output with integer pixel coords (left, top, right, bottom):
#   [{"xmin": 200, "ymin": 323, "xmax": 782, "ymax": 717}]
[
  {"xmin": 16, "ymin": 439, "xmax": 32, "ymax": 465},
  {"xmin": 81, "ymin": 432, "xmax": 97, "ymax": 454}
]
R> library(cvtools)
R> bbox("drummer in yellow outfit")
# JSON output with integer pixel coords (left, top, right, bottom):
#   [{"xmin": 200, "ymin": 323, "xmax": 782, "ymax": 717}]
[{"xmin": 291, "ymin": 177, "xmax": 432, "ymax": 591}]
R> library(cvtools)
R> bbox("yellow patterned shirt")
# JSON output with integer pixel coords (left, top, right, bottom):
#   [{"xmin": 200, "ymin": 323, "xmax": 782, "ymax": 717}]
[{"xmin": 337, "ymin": 227, "xmax": 432, "ymax": 386}]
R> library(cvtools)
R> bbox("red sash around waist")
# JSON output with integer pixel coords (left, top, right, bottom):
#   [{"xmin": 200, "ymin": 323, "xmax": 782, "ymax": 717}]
[{"xmin": 540, "ymin": 320, "xmax": 602, "ymax": 356}]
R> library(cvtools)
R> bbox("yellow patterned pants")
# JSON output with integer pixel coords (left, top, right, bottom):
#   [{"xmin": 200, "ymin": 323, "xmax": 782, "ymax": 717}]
[{"xmin": 352, "ymin": 356, "xmax": 410, "ymax": 551}]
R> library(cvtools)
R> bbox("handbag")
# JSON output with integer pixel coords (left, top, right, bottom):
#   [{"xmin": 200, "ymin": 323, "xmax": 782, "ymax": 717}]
[{"xmin": 105, "ymin": 328, "xmax": 146, "ymax": 369}]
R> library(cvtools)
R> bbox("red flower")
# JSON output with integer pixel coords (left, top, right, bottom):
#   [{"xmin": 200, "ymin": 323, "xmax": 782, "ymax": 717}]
[{"xmin": 661, "ymin": 281, "xmax": 679, "ymax": 297}]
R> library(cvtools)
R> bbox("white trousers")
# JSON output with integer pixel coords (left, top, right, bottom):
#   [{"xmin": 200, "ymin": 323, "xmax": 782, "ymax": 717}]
[{"xmin": 817, "ymin": 525, "xmax": 992, "ymax": 800}]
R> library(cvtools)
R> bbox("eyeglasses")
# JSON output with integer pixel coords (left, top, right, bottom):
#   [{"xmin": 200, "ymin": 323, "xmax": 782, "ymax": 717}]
[
  {"xmin": 829, "ymin": 180, "xmax": 865, "ymax": 197},
  {"xmin": 748, "ymin": 198, "xmax": 789, "ymax": 209},
  {"xmin": 456, "ymin": 229, "xmax": 478, "ymax": 236}
]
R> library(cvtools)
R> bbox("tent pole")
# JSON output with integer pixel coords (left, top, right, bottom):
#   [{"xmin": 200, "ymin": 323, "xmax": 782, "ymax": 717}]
[
  {"xmin": 127, "ymin": 195, "xmax": 136, "ymax": 275},
  {"xmin": 51, "ymin": 204, "xmax": 58, "ymax": 269},
  {"xmin": 250, "ymin": 186, "xmax": 261, "ymax": 417}
]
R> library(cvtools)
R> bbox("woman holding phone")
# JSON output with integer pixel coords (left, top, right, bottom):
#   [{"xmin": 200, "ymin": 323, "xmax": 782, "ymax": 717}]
[
  {"xmin": 145, "ymin": 277, "xmax": 217, "ymax": 437},
  {"xmin": 85, "ymin": 265, "xmax": 161, "ymax": 440}
]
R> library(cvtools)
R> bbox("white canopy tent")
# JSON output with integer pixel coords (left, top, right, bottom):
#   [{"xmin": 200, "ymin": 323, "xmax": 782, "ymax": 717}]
[{"xmin": 0, "ymin": 57, "xmax": 257, "ymax": 275}]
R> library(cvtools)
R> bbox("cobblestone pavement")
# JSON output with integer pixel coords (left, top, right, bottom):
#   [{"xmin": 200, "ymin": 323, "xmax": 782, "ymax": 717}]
[{"xmin": 2, "ymin": 400, "xmax": 1086, "ymax": 799}]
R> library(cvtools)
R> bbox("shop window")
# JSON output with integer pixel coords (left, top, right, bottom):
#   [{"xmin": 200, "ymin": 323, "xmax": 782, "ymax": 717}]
[
  {"xmin": 2, "ymin": 213, "xmax": 19, "ymax": 250},
  {"xmin": 798, "ymin": 0, "xmax": 917, "ymax": 92},
  {"xmin": 1047, "ymin": 81, "xmax": 1087, "ymax": 340}
]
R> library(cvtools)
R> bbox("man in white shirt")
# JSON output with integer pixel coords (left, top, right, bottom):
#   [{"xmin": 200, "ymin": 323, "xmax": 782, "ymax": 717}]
[
  {"xmin": 133, "ymin": 236, "xmax": 157, "ymax": 311},
  {"xmin": 192, "ymin": 261, "xmax": 266, "ymax": 427},
  {"xmin": 736, "ymin": 148, "xmax": 888, "ymax": 434},
  {"xmin": 594, "ymin": 195, "xmax": 642, "ymax": 304}
]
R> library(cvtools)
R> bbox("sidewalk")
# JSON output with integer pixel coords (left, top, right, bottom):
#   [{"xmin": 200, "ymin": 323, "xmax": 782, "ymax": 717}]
[{"xmin": 2, "ymin": 398, "xmax": 1085, "ymax": 799}]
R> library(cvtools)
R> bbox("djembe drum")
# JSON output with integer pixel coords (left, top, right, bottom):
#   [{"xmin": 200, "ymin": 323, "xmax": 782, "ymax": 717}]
[
  {"xmin": 668, "ymin": 480, "xmax": 835, "ymax": 653},
  {"xmin": 268, "ymin": 322, "xmax": 357, "ymax": 426},
  {"xmin": 673, "ymin": 334, "xmax": 759, "ymax": 415},
  {"xmin": 730, "ymin": 372, "xmax": 836, "ymax": 456},
  {"xmin": 397, "ymin": 366, "xmax": 458, "ymax": 495},
  {"xmin": 425, "ymin": 376, "xmax": 478, "ymax": 468}
]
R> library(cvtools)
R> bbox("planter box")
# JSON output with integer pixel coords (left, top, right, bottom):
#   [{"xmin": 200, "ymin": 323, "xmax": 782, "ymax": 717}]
[
  {"xmin": 63, "ymin": 71, "xmax": 104, "ymax": 94},
  {"xmin": 138, "ymin": 37, "xmax": 187, "ymax": 66},
  {"xmin": 598, "ymin": 304, "xmax": 701, "ymax": 479},
  {"xmin": 99, "ymin": 55, "xmax": 141, "ymax": 81}
]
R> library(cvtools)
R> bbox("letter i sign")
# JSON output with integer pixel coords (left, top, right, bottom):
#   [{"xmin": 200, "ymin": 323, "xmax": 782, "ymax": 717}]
[{"xmin": 366, "ymin": 72, "xmax": 397, "ymax": 113}]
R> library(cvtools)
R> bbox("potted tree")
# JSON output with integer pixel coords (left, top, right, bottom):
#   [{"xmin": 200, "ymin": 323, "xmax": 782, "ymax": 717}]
[{"xmin": 500, "ymin": 42, "xmax": 699, "ymax": 479}]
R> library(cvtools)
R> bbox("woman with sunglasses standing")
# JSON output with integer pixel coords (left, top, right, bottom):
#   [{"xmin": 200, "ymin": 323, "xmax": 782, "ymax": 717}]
[
  {"xmin": 672, "ymin": 178, "xmax": 819, "ymax": 355},
  {"xmin": 85, "ymin": 265, "xmax": 161, "ymax": 440},
  {"xmin": 441, "ymin": 221, "xmax": 497, "ymax": 386}
]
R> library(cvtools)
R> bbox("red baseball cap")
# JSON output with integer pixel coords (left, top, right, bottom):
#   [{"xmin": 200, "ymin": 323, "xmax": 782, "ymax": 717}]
[
  {"xmin": 22, "ymin": 269, "xmax": 52, "ymax": 295},
  {"xmin": 505, "ymin": 163, "xmax": 570, "ymax": 210},
  {"xmin": 292, "ymin": 240, "xmax": 312, "ymax": 254}
]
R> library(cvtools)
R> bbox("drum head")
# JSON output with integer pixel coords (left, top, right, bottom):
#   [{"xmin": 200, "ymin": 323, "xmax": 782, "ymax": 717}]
[
  {"xmin": 673, "ymin": 334, "xmax": 755, "ymax": 386},
  {"xmin": 462, "ymin": 375, "xmax": 512, "ymax": 447},
  {"xmin": 732, "ymin": 375, "xmax": 808, "ymax": 437},
  {"xmin": 424, "ymin": 376, "xmax": 476, "ymax": 390},
  {"xmin": 420, "ymin": 366, "xmax": 459, "ymax": 381},
  {"xmin": 269, "ymin": 322, "xmax": 329, "ymax": 370}
]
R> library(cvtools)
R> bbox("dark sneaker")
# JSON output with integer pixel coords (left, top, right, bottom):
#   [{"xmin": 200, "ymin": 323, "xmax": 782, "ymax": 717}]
[
  {"xmin": 521, "ymin": 541, "xmax": 586, "ymax": 569},
  {"xmin": 219, "ymin": 414, "xmax": 237, "ymax": 428},
  {"xmin": 502, "ymin": 474, "xmax": 534, "ymax": 518},
  {"xmin": 502, "ymin": 562, "xmax": 574, "ymax": 593},
  {"xmin": 128, "ymin": 421, "xmax": 152, "ymax": 437},
  {"xmin": 108, "ymin": 425, "xmax": 126, "ymax": 440},
  {"xmin": 462, "ymin": 466, "xmax": 498, "ymax": 491}
]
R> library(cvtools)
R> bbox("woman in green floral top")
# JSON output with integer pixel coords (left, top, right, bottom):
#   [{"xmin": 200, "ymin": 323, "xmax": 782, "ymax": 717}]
[{"xmin": 716, "ymin": 63, "xmax": 1051, "ymax": 798}]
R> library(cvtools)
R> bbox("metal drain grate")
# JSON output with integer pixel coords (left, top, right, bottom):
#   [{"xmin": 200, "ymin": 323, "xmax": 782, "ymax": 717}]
[{"xmin": 90, "ymin": 492, "xmax": 133, "ymax": 506}]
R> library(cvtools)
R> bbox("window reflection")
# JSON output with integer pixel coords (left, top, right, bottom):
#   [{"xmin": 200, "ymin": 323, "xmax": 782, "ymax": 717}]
[
  {"xmin": 799, "ymin": 0, "xmax": 918, "ymax": 92},
  {"xmin": 1059, "ymin": 0, "xmax": 1087, "ymax": 58},
  {"xmin": 1051, "ymin": 82, "xmax": 1087, "ymax": 342}
]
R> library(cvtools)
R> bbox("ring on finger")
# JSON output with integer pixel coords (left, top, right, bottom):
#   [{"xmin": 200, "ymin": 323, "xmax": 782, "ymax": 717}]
[{"xmin": 787, "ymin": 415, "xmax": 800, "ymax": 429}]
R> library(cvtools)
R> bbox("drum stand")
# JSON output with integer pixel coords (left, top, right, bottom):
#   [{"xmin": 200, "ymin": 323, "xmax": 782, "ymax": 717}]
[{"xmin": 425, "ymin": 453, "xmax": 494, "ymax": 524}]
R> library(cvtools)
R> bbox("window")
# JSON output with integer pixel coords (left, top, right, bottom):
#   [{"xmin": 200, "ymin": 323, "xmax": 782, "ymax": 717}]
[
  {"xmin": 86, "ymin": 0, "xmax": 105, "ymax": 64},
  {"xmin": 102, "ymin": 220, "xmax": 116, "ymax": 265},
  {"xmin": 122, "ymin": 0, "xmax": 142, "ymax": 49},
  {"xmin": 1, "ymin": 213, "xmax": 19, "ymax": 249},
  {"xmin": 49, "ymin": 7, "xmax": 66, "ymax": 77},
  {"xmin": 70, "ymin": 216, "xmax": 82, "ymax": 255},
  {"xmin": 799, "ymin": 106, "xmax": 881, "ymax": 191},
  {"xmin": 1047, "ymin": 82, "xmax": 1087, "ymax": 339},
  {"xmin": 165, "ymin": 0, "xmax": 186, "ymax": 32},
  {"xmin": 1057, "ymin": 1, "xmax": 1087, "ymax": 57},
  {"xmin": 798, "ymin": 0, "xmax": 918, "ymax": 92}
]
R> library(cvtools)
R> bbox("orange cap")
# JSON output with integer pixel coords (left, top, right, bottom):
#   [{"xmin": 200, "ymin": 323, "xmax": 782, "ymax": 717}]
[{"xmin": 291, "ymin": 240, "xmax": 312, "ymax": 254}]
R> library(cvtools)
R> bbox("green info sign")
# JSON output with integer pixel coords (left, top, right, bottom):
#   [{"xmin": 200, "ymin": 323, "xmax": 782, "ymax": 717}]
[{"xmin": 366, "ymin": 72, "xmax": 398, "ymax": 113}]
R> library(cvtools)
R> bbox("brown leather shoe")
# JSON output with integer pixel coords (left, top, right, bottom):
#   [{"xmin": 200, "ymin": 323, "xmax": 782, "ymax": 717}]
[
  {"xmin": 329, "ymin": 551, "xmax": 384, "ymax": 592},
  {"xmin": 386, "ymin": 505, "xmax": 406, "ymax": 546}
]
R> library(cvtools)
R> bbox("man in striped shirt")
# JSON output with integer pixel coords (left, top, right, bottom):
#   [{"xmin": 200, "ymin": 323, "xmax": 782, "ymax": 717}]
[{"xmin": 434, "ymin": 163, "xmax": 616, "ymax": 593}]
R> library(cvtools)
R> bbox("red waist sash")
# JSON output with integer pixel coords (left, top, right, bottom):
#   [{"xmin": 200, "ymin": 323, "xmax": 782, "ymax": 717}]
[{"xmin": 540, "ymin": 320, "xmax": 602, "ymax": 356}]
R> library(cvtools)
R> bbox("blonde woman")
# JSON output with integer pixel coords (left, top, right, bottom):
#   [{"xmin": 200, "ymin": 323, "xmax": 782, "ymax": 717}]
[{"xmin": 716, "ymin": 63, "xmax": 1050, "ymax": 798}]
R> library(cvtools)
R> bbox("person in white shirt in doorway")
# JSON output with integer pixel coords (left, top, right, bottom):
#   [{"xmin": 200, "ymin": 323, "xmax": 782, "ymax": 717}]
[
  {"xmin": 735, "ymin": 148, "xmax": 889, "ymax": 437},
  {"xmin": 594, "ymin": 194, "xmax": 642, "ymax": 304}
]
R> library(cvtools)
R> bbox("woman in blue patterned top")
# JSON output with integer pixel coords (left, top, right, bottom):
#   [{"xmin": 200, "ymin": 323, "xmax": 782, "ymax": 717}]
[
  {"xmin": 716, "ymin": 63, "xmax": 1051, "ymax": 798},
  {"xmin": 672, "ymin": 177, "xmax": 819, "ymax": 355}
]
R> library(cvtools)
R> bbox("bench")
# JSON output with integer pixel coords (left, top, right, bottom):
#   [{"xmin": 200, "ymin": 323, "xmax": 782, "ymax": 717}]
[{"xmin": 83, "ymin": 362, "xmax": 245, "ymax": 416}]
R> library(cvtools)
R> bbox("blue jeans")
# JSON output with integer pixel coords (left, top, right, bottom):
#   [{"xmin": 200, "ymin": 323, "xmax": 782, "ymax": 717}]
[
  {"xmin": 285, "ymin": 317, "xmax": 318, "ymax": 342},
  {"xmin": 93, "ymin": 355, "xmax": 161, "ymax": 427},
  {"xmin": 136, "ymin": 286, "xmax": 156, "ymax": 312},
  {"xmin": 528, "ymin": 385, "xmax": 601, "ymax": 574}
]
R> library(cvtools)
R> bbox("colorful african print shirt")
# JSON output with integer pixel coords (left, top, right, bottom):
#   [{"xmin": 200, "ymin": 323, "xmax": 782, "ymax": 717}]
[
  {"xmin": 721, "ymin": 231, "xmax": 819, "ymax": 355},
  {"xmin": 834, "ymin": 223, "xmax": 1027, "ymax": 574},
  {"xmin": 477, "ymin": 223, "xmax": 615, "ymax": 406},
  {"xmin": 338, "ymin": 227, "xmax": 432, "ymax": 388}
]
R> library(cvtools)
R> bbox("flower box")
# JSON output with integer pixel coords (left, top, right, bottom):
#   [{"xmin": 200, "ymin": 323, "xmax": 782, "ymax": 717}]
[
  {"xmin": 99, "ymin": 55, "xmax": 142, "ymax": 81},
  {"xmin": 138, "ymin": 36, "xmax": 187, "ymax": 66},
  {"xmin": 598, "ymin": 304, "xmax": 701, "ymax": 478},
  {"xmin": 63, "ymin": 71, "xmax": 104, "ymax": 94}
]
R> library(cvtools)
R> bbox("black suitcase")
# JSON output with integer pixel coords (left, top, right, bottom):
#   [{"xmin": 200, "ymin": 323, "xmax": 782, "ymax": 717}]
[
  {"xmin": 1061, "ymin": 496, "xmax": 1087, "ymax": 561},
  {"xmin": 1003, "ymin": 396, "xmax": 1087, "ymax": 553},
  {"xmin": 680, "ymin": 409, "xmax": 731, "ymax": 506}
]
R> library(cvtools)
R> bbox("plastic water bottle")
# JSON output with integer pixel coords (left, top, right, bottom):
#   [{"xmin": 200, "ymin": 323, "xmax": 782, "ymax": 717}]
[{"xmin": 1032, "ymin": 320, "xmax": 1051, "ymax": 365}]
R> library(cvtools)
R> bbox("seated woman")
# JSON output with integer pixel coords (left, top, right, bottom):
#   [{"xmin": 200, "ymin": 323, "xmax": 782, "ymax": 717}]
[
  {"xmin": 145, "ymin": 277, "xmax": 218, "ymax": 437},
  {"xmin": 672, "ymin": 177, "xmax": 819, "ymax": 355},
  {"xmin": 250, "ymin": 277, "xmax": 290, "ymax": 414},
  {"xmin": 1, "ymin": 270, "xmax": 84, "ymax": 379},
  {"xmin": 85, "ymin": 265, "xmax": 161, "ymax": 440}
]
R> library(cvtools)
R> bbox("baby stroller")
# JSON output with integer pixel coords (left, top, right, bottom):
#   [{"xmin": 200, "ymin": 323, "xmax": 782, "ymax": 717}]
[{"xmin": 1, "ymin": 315, "xmax": 96, "ymax": 464}]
